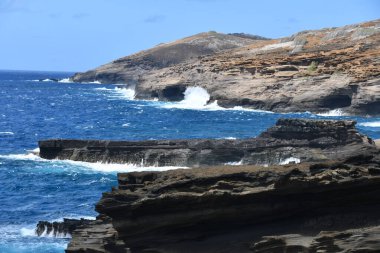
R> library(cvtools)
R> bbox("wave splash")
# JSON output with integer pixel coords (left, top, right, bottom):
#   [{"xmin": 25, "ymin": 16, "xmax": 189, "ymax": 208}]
[
  {"xmin": 317, "ymin": 108, "xmax": 346, "ymax": 117},
  {"xmin": 162, "ymin": 87, "xmax": 221, "ymax": 110},
  {"xmin": 0, "ymin": 153, "xmax": 186, "ymax": 173},
  {"xmin": 160, "ymin": 87, "xmax": 275, "ymax": 113},
  {"xmin": 95, "ymin": 87, "xmax": 135, "ymax": 100}
]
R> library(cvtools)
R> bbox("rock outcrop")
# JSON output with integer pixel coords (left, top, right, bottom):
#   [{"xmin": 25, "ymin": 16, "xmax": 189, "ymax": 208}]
[
  {"xmin": 72, "ymin": 32, "xmax": 264, "ymax": 85},
  {"xmin": 36, "ymin": 218, "xmax": 93, "ymax": 237},
  {"xmin": 66, "ymin": 153, "xmax": 380, "ymax": 252},
  {"xmin": 38, "ymin": 119, "xmax": 377, "ymax": 166},
  {"xmin": 71, "ymin": 20, "xmax": 380, "ymax": 115},
  {"xmin": 251, "ymin": 226, "xmax": 380, "ymax": 253}
]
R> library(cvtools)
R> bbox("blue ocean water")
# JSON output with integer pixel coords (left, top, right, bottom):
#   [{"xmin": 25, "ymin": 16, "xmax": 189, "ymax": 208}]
[{"xmin": 0, "ymin": 70, "xmax": 379, "ymax": 253}]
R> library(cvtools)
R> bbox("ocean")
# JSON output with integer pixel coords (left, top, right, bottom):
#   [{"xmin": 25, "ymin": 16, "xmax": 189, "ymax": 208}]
[{"xmin": 0, "ymin": 70, "xmax": 379, "ymax": 253}]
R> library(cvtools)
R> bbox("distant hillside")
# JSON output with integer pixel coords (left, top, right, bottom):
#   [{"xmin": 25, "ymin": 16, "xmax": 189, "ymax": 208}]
[
  {"xmin": 72, "ymin": 20, "xmax": 380, "ymax": 115},
  {"xmin": 72, "ymin": 32, "xmax": 265, "ymax": 84}
]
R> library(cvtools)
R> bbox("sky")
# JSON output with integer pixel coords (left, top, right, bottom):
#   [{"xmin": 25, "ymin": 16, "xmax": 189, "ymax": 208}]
[{"xmin": 0, "ymin": 0, "xmax": 379, "ymax": 72}]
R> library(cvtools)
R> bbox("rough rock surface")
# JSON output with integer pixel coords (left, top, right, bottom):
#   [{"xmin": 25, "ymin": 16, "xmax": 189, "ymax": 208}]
[
  {"xmin": 66, "ymin": 153, "xmax": 380, "ymax": 252},
  {"xmin": 251, "ymin": 226, "xmax": 380, "ymax": 253},
  {"xmin": 71, "ymin": 20, "xmax": 380, "ymax": 115},
  {"xmin": 72, "ymin": 32, "xmax": 263, "ymax": 85},
  {"xmin": 39, "ymin": 119, "xmax": 377, "ymax": 166},
  {"xmin": 36, "ymin": 218, "xmax": 93, "ymax": 237}
]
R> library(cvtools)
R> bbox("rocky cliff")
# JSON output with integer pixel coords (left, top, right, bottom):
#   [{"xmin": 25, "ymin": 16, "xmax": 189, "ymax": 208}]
[
  {"xmin": 72, "ymin": 32, "xmax": 264, "ymax": 85},
  {"xmin": 71, "ymin": 20, "xmax": 380, "ymax": 115},
  {"xmin": 38, "ymin": 119, "xmax": 377, "ymax": 166},
  {"xmin": 35, "ymin": 119, "xmax": 380, "ymax": 252},
  {"xmin": 65, "ymin": 153, "xmax": 380, "ymax": 252}
]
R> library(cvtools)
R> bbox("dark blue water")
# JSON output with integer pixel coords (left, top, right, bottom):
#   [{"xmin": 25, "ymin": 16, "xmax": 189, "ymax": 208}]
[{"xmin": 0, "ymin": 70, "xmax": 379, "ymax": 252}]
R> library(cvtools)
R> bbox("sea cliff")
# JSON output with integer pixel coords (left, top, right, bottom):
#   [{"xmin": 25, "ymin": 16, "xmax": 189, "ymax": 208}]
[
  {"xmin": 71, "ymin": 20, "xmax": 380, "ymax": 116},
  {"xmin": 35, "ymin": 119, "xmax": 380, "ymax": 252}
]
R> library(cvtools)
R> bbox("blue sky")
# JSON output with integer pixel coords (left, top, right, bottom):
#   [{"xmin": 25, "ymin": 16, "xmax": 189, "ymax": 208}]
[{"xmin": 0, "ymin": 0, "xmax": 378, "ymax": 72}]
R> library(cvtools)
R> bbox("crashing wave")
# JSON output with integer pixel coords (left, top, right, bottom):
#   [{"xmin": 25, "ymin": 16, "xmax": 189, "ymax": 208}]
[
  {"xmin": 160, "ymin": 87, "xmax": 276, "ymax": 113},
  {"xmin": 58, "ymin": 78, "xmax": 73, "ymax": 83},
  {"xmin": 0, "ymin": 153, "xmax": 186, "ymax": 173},
  {"xmin": 317, "ymin": 108, "xmax": 346, "ymax": 117},
  {"xmin": 162, "ymin": 87, "xmax": 221, "ymax": 110},
  {"xmin": 95, "ymin": 86, "xmax": 135, "ymax": 100}
]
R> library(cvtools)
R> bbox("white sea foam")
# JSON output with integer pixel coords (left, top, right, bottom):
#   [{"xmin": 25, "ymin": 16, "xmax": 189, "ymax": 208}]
[
  {"xmin": 122, "ymin": 123, "xmax": 130, "ymax": 127},
  {"xmin": 0, "ymin": 131, "xmax": 14, "ymax": 136},
  {"xmin": 0, "ymin": 153, "xmax": 187, "ymax": 173},
  {"xmin": 20, "ymin": 227, "xmax": 37, "ymax": 237},
  {"xmin": 162, "ymin": 87, "xmax": 222, "ymax": 110},
  {"xmin": 358, "ymin": 121, "xmax": 380, "ymax": 127},
  {"xmin": 317, "ymin": 108, "xmax": 346, "ymax": 117},
  {"xmin": 115, "ymin": 87, "xmax": 135, "ymax": 100},
  {"xmin": 160, "ymin": 87, "xmax": 276, "ymax": 113},
  {"xmin": 41, "ymin": 78, "xmax": 52, "ymax": 82},
  {"xmin": 279, "ymin": 157, "xmax": 301, "ymax": 165},
  {"xmin": 225, "ymin": 160, "xmax": 243, "ymax": 166},
  {"xmin": 85, "ymin": 80, "xmax": 101, "ymax": 84},
  {"xmin": 95, "ymin": 86, "xmax": 135, "ymax": 100},
  {"xmin": 58, "ymin": 78, "xmax": 73, "ymax": 83}
]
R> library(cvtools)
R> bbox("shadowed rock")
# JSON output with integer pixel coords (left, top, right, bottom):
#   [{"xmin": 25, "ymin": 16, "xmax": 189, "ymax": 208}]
[
  {"xmin": 66, "ymin": 153, "xmax": 380, "ymax": 252},
  {"xmin": 38, "ymin": 119, "xmax": 377, "ymax": 166},
  {"xmin": 36, "ymin": 218, "xmax": 93, "ymax": 237}
]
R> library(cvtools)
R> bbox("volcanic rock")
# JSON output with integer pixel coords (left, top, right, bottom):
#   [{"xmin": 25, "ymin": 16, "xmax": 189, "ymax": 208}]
[
  {"xmin": 36, "ymin": 218, "xmax": 93, "ymax": 237},
  {"xmin": 38, "ymin": 119, "xmax": 377, "ymax": 166},
  {"xmin": 66, "ymin": 153, "xmax": 380, "ymax": 252},
  {"xmin": 71, "ymin": 20, "xmax": 380, "ymax": 115}
]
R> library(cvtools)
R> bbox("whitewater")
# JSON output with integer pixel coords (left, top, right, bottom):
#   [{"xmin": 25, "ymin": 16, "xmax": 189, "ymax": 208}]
[{"xmin": 0, "ymin": 70, "xmax": 379, "ymax": 253}]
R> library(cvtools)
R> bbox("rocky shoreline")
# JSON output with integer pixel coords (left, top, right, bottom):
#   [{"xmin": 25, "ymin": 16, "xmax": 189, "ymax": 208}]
[
  {"xmin": 34, "ymin": 119, "xmax": 380, "ymax": 252},
  {"xmin": 38, "ymin": 119, "xmax": 376, "ymax": 167},
  {"xmin": 70, "ymin": 20, "xmax": 380, "ymax": 116}
]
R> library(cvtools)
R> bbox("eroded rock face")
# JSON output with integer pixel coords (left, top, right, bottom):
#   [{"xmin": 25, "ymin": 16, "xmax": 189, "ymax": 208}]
[
  {"xmin": 251, "ymin": 226, "xmax": 380, "ymax": 253},
  {"xmin": 71, "ymin": 20, "xmax": 380, "ymax": 115},
  {"xmin": 36, "ymin": 218, "xmax": 93, "ymax": 237},
  {"xmin": 38, "ymin": 119, "xmax": 377, "ymax": 166},
  {"xmin": 66, "ymin": 154, "xmax": 380, "ymax": 252},
  {"xmin": 71, "ymin": 32, "xmax": 263, "ymax": 85}
]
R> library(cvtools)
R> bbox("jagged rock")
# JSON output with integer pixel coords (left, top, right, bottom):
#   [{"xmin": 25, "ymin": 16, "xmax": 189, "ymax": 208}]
[
  {"xmin": 250, "ymin": 226, "xmax": 380, "ymax": 253},
  {"xmin": 71, "ymin": 20, "xmax": 380, "ymax": 115},
  {"xmin": 66, "ymin": 216, "xmax": 129, "ymax": 253},
  {"xmin": 36, "ymin": 218, "xmax": 93, "ymax": 237},
  {"xmin": 38, "ymin": 119, "xmax": 377, "ymax": 166},
  {"xmin": 66, "ymin": 153, "xmax": 380, "ymax": 252}
]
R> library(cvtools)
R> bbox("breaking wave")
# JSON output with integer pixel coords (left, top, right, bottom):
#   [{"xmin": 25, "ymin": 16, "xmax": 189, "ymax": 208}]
[
  {"xmin": 0, "ymin": 153, "xmax": 186, "ymax": 173},
  {"xmin": 161, "ymin": 87, "xmax": 274, "ymax": 113},
  {"xmin": 95, "ymin": 87, "xmax": 135, "ymax": 100},
  {"xmin": 317, "ymin": 108, "xmax": 346, "ymax": 117},
  {"xmin": 58, "ymin": 78, "xmax": 72, "ymax": 83},
  {"xmin": 162, "ymin": 87, "xmax": 221, "ymax": 110}
]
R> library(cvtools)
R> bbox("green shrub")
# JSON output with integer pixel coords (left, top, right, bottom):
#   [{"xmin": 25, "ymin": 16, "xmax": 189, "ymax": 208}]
[{"xmin": 308, "ymin": 61, "xmax": 318, "ymax": 72}]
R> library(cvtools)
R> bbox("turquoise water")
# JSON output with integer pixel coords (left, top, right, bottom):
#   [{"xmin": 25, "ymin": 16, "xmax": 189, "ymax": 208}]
[{"xmin": 0, "ymin": 70, "xmax": 379, "ymax": 252}]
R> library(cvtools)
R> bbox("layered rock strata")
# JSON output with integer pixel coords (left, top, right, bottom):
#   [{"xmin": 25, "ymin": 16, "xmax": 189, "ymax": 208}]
[
  {"xmin": 66, "ymin": 153, "xmax": 380, "ymax": 252},
  {"xmin": 38, "ymin": 119, "xmax": 376, "ymax": 166},
  {"xmin": 72, "ymin": 20, "xmax": 380, "ymax": 115},
  {"xmin": 36, "ymin": 218, "xmax": 93, "ymax": 237},
  {"xmin": 251, "ymin": 226, "xmax": 380, "ymax": 253}
]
